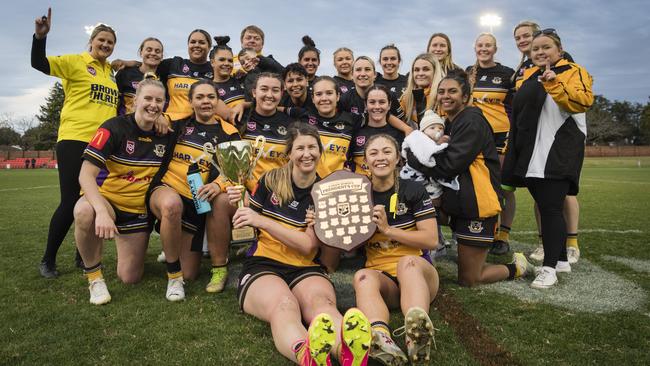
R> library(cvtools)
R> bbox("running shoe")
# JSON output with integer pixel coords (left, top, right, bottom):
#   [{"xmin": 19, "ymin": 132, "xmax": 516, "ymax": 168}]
[
  {"xmin": 369, "ymin": 329, "xmax": 408, "ymax": 366},
  {"xmin": 398, "ymin": 307, "xmax": 435, "ymax": 365},
  {"xmin": 529, "ymin": 246, "xmax": 544, "ymax": 261},
  {"xmin": 512, "ymin": 252, "xmax": 533, "ymax": 278},
  {"xmin": 567, "ymin": 246, "xmax": 580, "ymax": 264},
  {"xmin": 555, "ymin": 261, "xmax": 571, "ymax": 273},
  {"xmin": 340, "ymin": 308, "xmax": 371, "ymax": 366},
  {"xmin": 531, "ymin": 266, "xmax": 558, "ymax": 289},
  {"xmin": 39, "ymin": 261, "xmax": 59, "ymax": 279},
  {"xmin": 205, "ymin": 267, "xmax": 228, "ymax": 293},
  {"xmin": 166, "ymin": 277, "xmax": 185, "ymax": 301},
  {"xmin": 156, "ymin": 251, "xmax": 166, "ymax": 263},
  {"xmin": 489, "ymin": 240, "xmax": 510, "ymax": 255},
  {"xmin": 305, "ymin": 313, "xmax": 335, "ymax": 366},
  {"xmin": 88, "ymin": 278, "xmax": 111, "ymax": 305}
]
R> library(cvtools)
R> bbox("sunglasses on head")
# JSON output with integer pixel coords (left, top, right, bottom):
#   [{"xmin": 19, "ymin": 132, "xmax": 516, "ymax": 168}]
[{"xmin": 533, "ymin": 28, "xmax": 557, "ymax": 38}]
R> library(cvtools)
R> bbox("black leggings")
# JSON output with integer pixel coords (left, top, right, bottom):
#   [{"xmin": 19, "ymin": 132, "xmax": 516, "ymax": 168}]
[
  {"xmin": 526, "ymin": 178, "xmax": 569, "ymax": 268},
  {"xmin": 41, "ymin": 140, "xmax": 87, "ymax": 264}
]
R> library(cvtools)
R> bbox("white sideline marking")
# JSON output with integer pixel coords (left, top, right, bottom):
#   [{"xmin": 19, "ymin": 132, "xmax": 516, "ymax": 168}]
[
  {"xmin": 515, "ymin": 229, "xmax": 643, "ymax": 235},
  {"xmin": 0, "ymin": 185, "xmax": 57, "ymax": 192},
  {"xmin": 601, "ymin": 255, "xmax": 650, "ymax": 273},
  {"xmin": 582, "ymin": 178, "xmax": 650, "ymax": 185}
]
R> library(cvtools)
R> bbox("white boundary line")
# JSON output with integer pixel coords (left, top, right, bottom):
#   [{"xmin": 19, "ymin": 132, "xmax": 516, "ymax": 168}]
[
  {"xmin": 582, "ymin": 178, "xmax": 650, "ymax": 185},
  {"xmin": 0, "ymin": 185, "xmax": 58, "ymax": 192},
  {"xmin": 515, "ymin": 229, "xmax": 643, "ymax": 234}
]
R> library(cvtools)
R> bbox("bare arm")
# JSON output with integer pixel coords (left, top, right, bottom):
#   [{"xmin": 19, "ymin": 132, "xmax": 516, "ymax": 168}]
[{"xmin": 78, "ymin": 160, "xmax": 118, "ymax": 239}]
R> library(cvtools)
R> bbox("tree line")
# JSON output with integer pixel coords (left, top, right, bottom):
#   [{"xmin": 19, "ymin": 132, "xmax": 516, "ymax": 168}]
[{"xmin": 1, "ymin": 82, "xmax": 649, "ymax": 150}]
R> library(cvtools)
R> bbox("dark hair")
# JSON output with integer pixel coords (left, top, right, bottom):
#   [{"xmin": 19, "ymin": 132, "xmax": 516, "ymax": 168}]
[
  {"xmin": 298, "ymin": 35, "xmax": 320, "ymax": 61},
  {"xmin": 282, "ymin": 63, "xmax": 308, "ymax": 80},
  {"xmin": 188, "ymin": 29, "xmax": 212, "ymax": 48},
  {"xmin": 209, "ymin": 35, "xmax": 232, "ymax": 60},
  {"xmin": 188, "ymin": 79, "xmax": 217, "ymax": 101},
  {"xmin": 253, "ymin": 72, "xmax": 284, "ymax": 90},
  {"xmin": 312, "ymin": 76, "xmax": 339, "ymax": 95},
  {"xmin": 363, "ymin": 133, "xmax": 401, "ymax": 202},
  {"xmin": 380, "ymin": 44, "xmax": 401, "ymax": 62},
  {"xmin": 439, "ymin": 70, "xmax": 472, "ymax": 102},
  {"xmin": 138, "ymin": 37, "xmax": 163, "ymax": 55},
  {"xmin": 365, "ymin": 84, "xmax": 391, "ymax": 104}
]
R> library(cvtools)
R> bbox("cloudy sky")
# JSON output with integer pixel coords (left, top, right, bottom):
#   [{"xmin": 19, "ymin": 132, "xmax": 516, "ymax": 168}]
[{"xmin": 2, "ymin": 0, "xmax": 648, "ymax": 129}]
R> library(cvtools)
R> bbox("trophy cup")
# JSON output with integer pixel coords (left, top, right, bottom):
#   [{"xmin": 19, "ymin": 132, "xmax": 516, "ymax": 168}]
[{"xmin": 203, "ymin": 136, "xmax": 265, "ymax": 244}]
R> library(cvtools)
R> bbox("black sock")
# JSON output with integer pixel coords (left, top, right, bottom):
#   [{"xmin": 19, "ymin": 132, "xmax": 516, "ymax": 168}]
[
  {"xmin": 166, "ymin": 260, "xmax": 181, "ymax": 274},
  {"xmin": 506, "ymin": 263, "xmax": 517, "ymax": 280}
]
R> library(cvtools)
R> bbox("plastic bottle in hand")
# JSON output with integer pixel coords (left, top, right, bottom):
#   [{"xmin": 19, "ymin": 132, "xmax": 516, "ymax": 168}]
[{"xmin": 187, "ymin": 163, "xmax": 211, "ymax": 214}]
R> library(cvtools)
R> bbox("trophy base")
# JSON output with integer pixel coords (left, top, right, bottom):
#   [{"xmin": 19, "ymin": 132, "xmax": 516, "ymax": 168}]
[{"xmin": 231, "ymin": 226, "xmax": 256, "ymax": 245}]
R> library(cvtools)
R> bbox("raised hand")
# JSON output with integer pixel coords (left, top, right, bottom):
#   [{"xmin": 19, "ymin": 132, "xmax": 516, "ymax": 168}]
[
  {"xmin": 34, "ymin": 7, "xmax": 51, "ymax": 39},
  {"xmin": 540, "ymin": 59, "xmax": 557, "ymax": 82}
]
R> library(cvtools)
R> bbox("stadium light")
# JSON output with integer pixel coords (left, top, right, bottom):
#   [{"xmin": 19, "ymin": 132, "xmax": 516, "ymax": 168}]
[
  {"xmin": 84, "ymin": 25, "xmax": 95, "ymax": 36},
  {"xmin": 480, "ymin": 13, "xmax": 502, "ymax": 33}
]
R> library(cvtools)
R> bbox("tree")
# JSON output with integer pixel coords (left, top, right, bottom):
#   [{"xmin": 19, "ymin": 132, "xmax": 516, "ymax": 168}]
[
  {"xmin": 32, "ymin": 82, "xmax": 64, "ymax": 150},
  {"xmin": 639, "ymin": 97, "xmax": 650, "ymax": 144},
  {"xmin": 0, "ymin": 125, "xmax": 21, "ymax": 146},
  {"xmin": 586, "ymin": 95, "xmax": 632, "ymax": 145}
]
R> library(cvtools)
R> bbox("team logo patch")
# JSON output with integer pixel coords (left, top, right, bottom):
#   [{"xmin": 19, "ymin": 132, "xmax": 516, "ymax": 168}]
[
  {"xmin": 87, "ymin": 66, "xmax": 96, "ymax": 76},
  {"xmin": 89, "ymin": 128, "xmax": 110, "ymax": 150},
  {"xmin": 396, "ymin": 203, "xmax": 408, "ymax": 215},
  {"xmin": 337, "ymin": 202, "xmax": 350, "ymax": 216},
  {"xmin": 356, "ymin": 136, "xmax": 366, "ymax": 146},
  {"xmin": 247, "ymin": 121, "xmax": 256, "ymax": 131},
  {"xmin": 308, "ymin": 116, "xmax": 317, "ymax": 125},
  {"xmin": 335, "ymin": 122, "xmax": 345, "ymax": 130},
  {"xmin": 153, "ymin": 144, "xmax": 166, "ymax": 158},
  {"xmin": 351, "ymin": 106, "xmax": 359, "ymax": 115},
  {"xmin": 492, "ymin": 77, "xmax": 502, "ymax": 84},
  {"xmin": 185, "ymin": 126, "xmax": 194, "ymax": 135},
  {"xmin": 182, "ymin": 64, "xmax": 190, "ymax": 74},
  {"xmin": 468, "ymin": 220, "xmax": 483, "ymax": 234},
  {"xmin": 340, "ymin": 85, "xmax": 348, "ymax": 93},
  {"xmin": 218, "ymin": 88, "xmax": 226, "ymax": 97},
  {"xmin": 277, "ymin": 126, "xmax": 287, "ymax": 136},
  {"xmin": 270, "ymin": 192, "xmax": 280, "ymax": 206},
  {"xmin": 126, "ymin": 140, "xmax": 135, "ymax": 154}
]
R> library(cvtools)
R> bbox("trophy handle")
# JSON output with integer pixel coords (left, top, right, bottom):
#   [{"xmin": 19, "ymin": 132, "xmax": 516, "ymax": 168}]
[
  {"xmin": 248, "ymin": 136, "xmax": 266, "ymax": 180},
  {"xmin": 202, "ymin": 142, "xmax": 225, "ymax": 176}
]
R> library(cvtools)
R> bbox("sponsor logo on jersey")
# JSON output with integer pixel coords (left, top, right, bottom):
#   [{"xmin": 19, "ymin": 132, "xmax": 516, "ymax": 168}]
[
  {"xmin": 87, "ymin": 66, "xmax": 96, "ymax": 76},
  {"xmin": 193, "ymin": 72, "xmax": 198, "ymax": 77},
  {"xmin": 126, "ymin": 140, "xmax": 135, "ymax": 154},
  {"xmin": 89, "ymin": 84, "xmax": 119, "ymax": 107},
  {"xmin": 288, "ymin": 200, "xmax": 300, "ymax": 210},
  {"xmin": 89, "ymin": 128, "xmax": 111, "ymax": 149},
  {"xmin": 468, "ymin": 220, "xmax": 484, "ymax": 234},
  {"xmin": 480, "ymin": 75, "xmax": 487, "ymax": 81},
  {"xmin": 247, "ymin": 121, "xmax": 256, "ymax": 131},
  {"xmin": 138, "ymin": 137, "xmax": 152, "ymax": 142},
  {"xmin": 205, "ymin": 72, "xmax": 213, "ymax": 79},
  {"xmin": 270, "ymin": 192, "xmax": 280, "ymax": 206},
  {"xmin": 230, "ymin": 86, "xmax": 236, "ymax": 91},
  {"xmin": 182, "ymin": 64, "xmax": 190, "ymax": 74},
  {"xmin": 218, "ymin": 88, "xmax": 226, "ymax": 97},
  {"xmin": 185, "ymin": 126, "xmax": 194, "ymax": 135},
  {"xmin": 308, "ymin": 116, "xmax": 317, "ymax": 125},
  {"xmin": 198, "ymin": 131, "xmax": 207, "ymax": 137},
  {"xmin": 277, "ymin": 126, "xmax": 287, "ymax": 136},
  {"xmin": 492, "ymin": 77, "xmax": 502, "ymax": 84},
  {"xmin": 153, "ymin": 144, "xmax": 166, "ymax": 158},
  {"xmin": 263, "ymin": 124, "xmax": 271, "ymax": 131},
  {"xmin": 356, "ymin": 136, "xmax": 366, "ymax": 146}
]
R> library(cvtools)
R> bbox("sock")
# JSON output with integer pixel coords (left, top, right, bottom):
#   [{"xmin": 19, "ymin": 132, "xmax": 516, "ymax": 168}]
[
  {"xmin": 166, "ymin": 260, "xmax": 182, "ymax": 279},
  {"xmin": 84, "ymin": 263, "xmax": 103, "ymax": 282},
  {"xmin": 566, "ymin": 233, "xmax": 578, "ymax": 249},
  {"xmin": 506, "ymin": 263, "xmax": 517, "ymax": 280},
  {"xmin": 371, "ymin": 321, "xmax": 390, "ymax": 335},
  {"xmin": 495, "ymin": 225, "xmax": 511, "ymax": 242},
  {"xmin": 292, "ymin": 339, "xmax": 306, "ymax": 362}
]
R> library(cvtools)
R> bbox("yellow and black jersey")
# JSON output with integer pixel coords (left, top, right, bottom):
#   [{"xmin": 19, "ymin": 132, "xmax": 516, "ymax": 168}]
[
  {"xmin": 242, "ymin": 110, "xmax": 294, "ymax": 191},
  {"xmin": 83, "ymin": 114, "xmax": 170, "ymax": 213},
  {"xmin": 300, "ymin": 111, "xmax": 361, "ymax": 178},
  {"xmin": 365, "ymin": 178, "xmax": 436, "ymax": 276},
  {"xmin": 514, "ymin": 59, "xmax": 534, "ymax": 90},
  {"xmin": 248, "ymin": 175, "xmax": 320, "ymax": 267},
  {"xmin": 46, "ymin": 52, "xmax": 118, "ymax": 142},
  {"xmin": 349, "ymin": 124, "xmax": 405, "ymax": 176},
  {"xmin": 115, "ymin": 66, "xmax": 155, "ymax": 115},
  {"xmin": 376, "ymin": 73, "xmax": 408, "ymax": 99},
  {"xmin": 215, "ymin": 77, "xmax": 246, "ymax": 108},
  {"xmin": 400, "ymin": 87, "xmax": 431, "ymax": 124},
  {"xmin": 159, "ymin": 117, "xmax": 240, "ymax": 199},
  {"xmin": 158, "ymin": 56, "xmax": 213, "ymax": 120},
  {"xmin": 467, "ymin": 63, "xmax": 515, "ymax": 134},
  {"xmin": 333, "ymin": 76, "xmax": 355, "ymax": 94},
  {"xmin": 339, "ymin": 88, "xmax": 405, "ymax": 121}
]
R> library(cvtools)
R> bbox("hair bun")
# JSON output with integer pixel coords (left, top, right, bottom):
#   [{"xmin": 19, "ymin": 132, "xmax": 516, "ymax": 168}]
[
  {"xmin": 302, "ymin": 35, "xmax": 315, "ymax": 47},
  {"xmin": 214, "ymin": 35, "xmax": 230, "ymax": 46}
]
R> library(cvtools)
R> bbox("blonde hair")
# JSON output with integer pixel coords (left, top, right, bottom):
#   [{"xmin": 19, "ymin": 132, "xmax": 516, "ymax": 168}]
[
  {"xmin": 333, "ymin": 47, "xmax": 353, "ymax": 57},
  {"xmin": 468, "ymin": 33, "xmax": 497, "ymax": 88},
  {"xmin": 401, "ymin": 53, "xmax": 443, "ymax": 123},
  {"xmin": 511, "ymin": 21, "xmax": 541, "ymax": 82},
  {"xmin": 426, "ymin": 33, "xmax": 459, "ymax": 74}
]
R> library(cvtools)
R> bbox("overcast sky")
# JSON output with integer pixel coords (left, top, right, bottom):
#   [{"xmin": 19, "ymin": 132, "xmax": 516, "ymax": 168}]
[{"xmin": 2, "ymin": 0, "xmax": 649, "ymax": 129}]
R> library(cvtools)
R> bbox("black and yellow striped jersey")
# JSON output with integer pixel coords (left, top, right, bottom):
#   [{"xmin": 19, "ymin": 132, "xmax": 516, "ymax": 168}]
[
  {"xmin": 248, "ymin": 175, "xmax": 319, "ymax": 267},
  {"xmin": 161, "ymin": 117, "xmax": 240, "ymax": 199},
  {"xmin": 115, "ymin": 66, "xmax": 151, "ymax": 115},
  {"xmin": 339, "ymin": 89, "xmax": 405, "ymax": 121},
  {"xmin": 467, "ymin": 63, "xmax": 515, "ymax": 134},
  {"xmin": 215, "ymin": 77, "xmax": 246, "ymax": 108},
  {"xmin": 364, "ymin": 178, "xmax": 436, "ymax": 276},
  {"xmin": 376, "ymin": 73, "xmax": 408, "ymax": 99},
  {"xmin": 242, "ymin": 110, "xmax": 294, "ymax": 191},
  {"xmin": 158, "ymin": 57, "xmax": 214, "ymax": 120},
  {"xmin": 400, "ymin": 87, "xmax": 431, "ymax": 124},
  {"xmin": 349, "ymin": 124, "xmax": 404, "ymax": 176},
  {"xmin": 333, "ymin": 76, "xmax": 355, "ymax": 94},
  {"xmin": 300, "ymin": 111, "xmax": 361, "ymax": 178},
  {"xmin": 83, "ymin": 114, "xmax": 170, "ymax": 214}
]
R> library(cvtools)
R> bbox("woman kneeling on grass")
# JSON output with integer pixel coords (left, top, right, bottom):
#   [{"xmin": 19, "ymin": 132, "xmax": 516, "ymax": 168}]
[
  {"xmin": 352, "ymin": 134, "xmax": 439, "ymax": 365},
  {"xmin": 229, "ymin": 123, "xmax": 371, "ymax": 366},
  {"xmin": 74, "ymin": 79, "xmax": 169, "ymax": 305}
]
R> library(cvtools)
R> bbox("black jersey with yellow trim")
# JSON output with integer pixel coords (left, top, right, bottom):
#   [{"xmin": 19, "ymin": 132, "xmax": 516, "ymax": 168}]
[
  {"xmin": 339, "ymin": 88, "xmax": 405, "ymax": 121},
  {"xmin": 115, "ymin": 66, "xmax": 148, "ymax": 115},
  {"xmin": 349, "ymin": 124, "xmax": 404, "ymax": 177},
  {"xmin": 158, "ymin": 57, "xmax": 214, "ymax": 120},
  {"xmin": 333, "ymin": 76, "xmax": 355, "ymax": 94},
  {"xmin": 215, "ymin": 77, "xmax": 246, "ymax": 108},
  {"xmin": 241, "ymin": 110, "xmax": 294, "ymax": 191},
  {"xmin": 376, "ymin": 73, "xmax": 408, "ymax": 99},
  {"xmin": 248, "ymin": 175, "xmax": 320, "ymax": 267},
  {"xmin": 364, "ymin": 178, "xmax": 436, "ymax": 276},
  {"xmin": 280, "ymin": 91, "xmax": 316, "ymax": 119},
  {"xmin": 468, "ymin": 63, "xmax": 515, "ymax": 134},
  {"xmin": 84, "ymin": 114, "xmax": 170, "ymax": 214},
  {"xmin": 300, "ymin": 111, "xmax": 361, "ymax": 178},
  {"xmin": 159, "ymin": 117, "xmax": 240, "ymax": 199}
]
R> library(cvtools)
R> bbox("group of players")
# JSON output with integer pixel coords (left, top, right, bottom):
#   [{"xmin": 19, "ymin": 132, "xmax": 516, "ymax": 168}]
[{"xmin": 32, "ymin": 7, "xmax": 593, "ymax": 366}]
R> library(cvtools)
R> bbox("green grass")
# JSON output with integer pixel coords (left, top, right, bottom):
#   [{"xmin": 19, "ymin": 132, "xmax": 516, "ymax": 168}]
[{"xmin": 1, "ymin": 157, "xmax": 649, "ymax": 365}]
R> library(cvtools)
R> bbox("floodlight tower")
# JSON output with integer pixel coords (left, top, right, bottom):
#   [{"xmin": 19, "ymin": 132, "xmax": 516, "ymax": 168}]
[{"xmin": 480, "ymin": 13, "xmax": 502, "ymax": 33}]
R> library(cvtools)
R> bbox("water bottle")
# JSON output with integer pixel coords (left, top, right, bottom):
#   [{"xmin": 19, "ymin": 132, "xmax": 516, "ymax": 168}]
[{"xmin": 187, "ymin": 163, "xmax": 211, "ymax": 214}]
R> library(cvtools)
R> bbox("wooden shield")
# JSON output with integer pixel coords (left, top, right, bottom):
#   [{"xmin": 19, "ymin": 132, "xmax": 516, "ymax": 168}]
[{"xmin": 311, "ymin": 170, "xmax": 376, "ymax": 251}]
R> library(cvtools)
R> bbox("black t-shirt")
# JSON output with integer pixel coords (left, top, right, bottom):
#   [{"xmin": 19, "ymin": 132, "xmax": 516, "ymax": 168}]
[{"xmin": 376, "ymin": 73, "xmax": 408, "ymax": 99}]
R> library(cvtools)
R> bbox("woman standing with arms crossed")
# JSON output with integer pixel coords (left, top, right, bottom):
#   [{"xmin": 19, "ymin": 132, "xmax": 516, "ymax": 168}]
[
  {"xmin": 466, "ymin": 33, "xmax": 517, "ymax": 255},
  {"xmin": 31, "ymin": 8, "xmax": 118, "ymax": 278},
  {"xmin": 502, "ymin": 29, "xmax": 593, "ymax": 288}
]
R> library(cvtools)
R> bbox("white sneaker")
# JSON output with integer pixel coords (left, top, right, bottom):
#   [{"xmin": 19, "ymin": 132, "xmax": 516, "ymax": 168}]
[
  {"xmin": 531, "ymin": 266, "xmax": 558, "ymax": 289},
  {"xmin": 556, "ymin": 261, "xmax": 571, "ymax": 273},
  {"xmin": 529, "ymin": 246, "xmax": 544, "ymax": 261},
  {"xmin": 157, "ymin": 251, "xmax": 166, "ymax": 263},
  {"xmin": 88, "ymin": 278, "xmax": 111, "ymax": 305},
  {"xmin": 567, "ymin": 247, "xmax": 580, "ymax": 264},
  {"xmin": 166, "ymin": 277, "xmax": 185, "ymax": 301}
]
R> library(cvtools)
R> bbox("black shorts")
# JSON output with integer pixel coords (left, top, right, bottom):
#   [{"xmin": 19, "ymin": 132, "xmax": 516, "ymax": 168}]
[
  {"xmin": 237, "ymin": 256, "xmax": 331, "ymax": 310},
  {"xmin": 381, "ymin": 271, "xmax": 399, "ymax": 286},
  {"xmin": 493, "ymin": 132, "xmax": 508, "ymax": 155},
  {"xmin": 451, "ymin": 216, "xmax": 498, "ymax": 248},
  {"xmin": 110, "ymin": 204, "xmax": 152, "ymax": 234},
  {"xmin": 151, "ymin": 184, "xmax": 203, "ymax": 235}
]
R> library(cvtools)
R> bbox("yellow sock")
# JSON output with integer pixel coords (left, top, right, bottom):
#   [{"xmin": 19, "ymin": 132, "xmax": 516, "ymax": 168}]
[
  {"xmin": 496, "ymin": 225, "xmax": 510, "ymax": 242},
  {"xmin": 86, "ymin": 268, "xmax": 103, "ymax": 282},
  {"xmin": 371, "ymin": 323, "xmax": 390, "ymax": 336},
  {"xmin": 167, "ymin": 271, "xmax": 183, "ymax": 280},
  {"xmin": 566, "ymin": 233, "xmax": 579, "ymax": 249}
]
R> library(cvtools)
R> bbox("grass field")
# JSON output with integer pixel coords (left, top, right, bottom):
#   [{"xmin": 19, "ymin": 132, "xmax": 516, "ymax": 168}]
[{"xmin": 1, "ymin": 157, "xmax": 649, "ymax": 365}]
